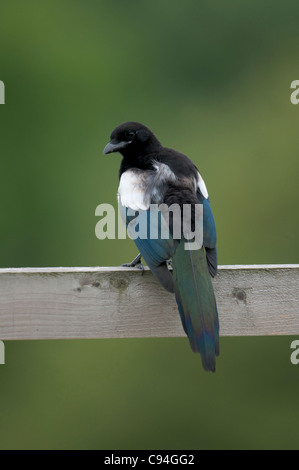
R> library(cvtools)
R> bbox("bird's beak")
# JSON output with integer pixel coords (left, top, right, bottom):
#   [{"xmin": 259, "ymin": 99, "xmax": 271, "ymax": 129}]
[{"xmin": 103, "ymin": 140, "xmax": 131, "ymax": 155}]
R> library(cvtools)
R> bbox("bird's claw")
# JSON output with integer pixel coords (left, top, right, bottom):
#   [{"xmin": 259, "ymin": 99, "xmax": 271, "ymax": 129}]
[
  {"xmin": 121, "ymin": 253, "xmax": 144, "ymax": 275},
  {"xmin": 167, "ymin": 259, "xmax": 173, "ymax": 269}
]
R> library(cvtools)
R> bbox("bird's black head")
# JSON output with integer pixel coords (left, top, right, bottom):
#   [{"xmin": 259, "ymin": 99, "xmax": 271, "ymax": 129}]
[{"xmin": 103, "ymin": 121, "xmax": 160, "ymax": 158}]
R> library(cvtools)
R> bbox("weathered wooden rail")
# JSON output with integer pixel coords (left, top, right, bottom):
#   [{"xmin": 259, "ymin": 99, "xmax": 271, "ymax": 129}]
[{"xmin": 0, "ymin": 265, "xmax": 298, "ymax": 340}]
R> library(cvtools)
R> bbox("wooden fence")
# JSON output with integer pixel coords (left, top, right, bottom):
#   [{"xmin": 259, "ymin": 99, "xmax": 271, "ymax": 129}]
[{"xmin": 0, "ymin": 264, "xmax": 298, "ymax": 340}]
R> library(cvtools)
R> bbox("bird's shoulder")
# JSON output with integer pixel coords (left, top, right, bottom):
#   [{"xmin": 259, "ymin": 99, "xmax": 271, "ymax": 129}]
[
  {"xmin": 118, "ymin": 146, "xmax": 209, "ymax": 210},
  {"xmin": 154, "ymin": 147, "xmax": 209, "ymax": 200},
  {"xmin": 154, "ymin": 147, "xmax": 198, "ymax": 179}
]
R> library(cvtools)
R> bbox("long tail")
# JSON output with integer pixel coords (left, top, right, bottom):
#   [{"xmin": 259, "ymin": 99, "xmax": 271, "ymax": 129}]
[{"xmin": 172, "ymin": 239, "xmax": 219, "ymax": 372}]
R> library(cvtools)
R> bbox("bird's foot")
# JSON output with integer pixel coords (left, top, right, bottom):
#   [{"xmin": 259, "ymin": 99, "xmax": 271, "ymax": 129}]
[
  {"xmin": 121, "ymin": 253, "xmax": 144, "ymax": 275},
  {"xmin": 166, "ymin": 259, "xmax": 173, "ymax": 270}
]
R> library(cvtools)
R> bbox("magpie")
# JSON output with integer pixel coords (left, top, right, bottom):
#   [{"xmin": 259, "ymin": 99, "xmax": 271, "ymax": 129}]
[{"xmin": 103, "ymin": 122, "xmax": 219, "ymax": 372}]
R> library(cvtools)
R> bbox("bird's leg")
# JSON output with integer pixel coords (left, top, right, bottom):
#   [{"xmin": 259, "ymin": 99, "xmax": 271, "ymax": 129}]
[
  {"xmin": 122, "ymin": 253, "xmax": 144, "ymax": 274},
  {"xmin": 122, "ymin": 252, "xmax": 142, "ymax": 267}
]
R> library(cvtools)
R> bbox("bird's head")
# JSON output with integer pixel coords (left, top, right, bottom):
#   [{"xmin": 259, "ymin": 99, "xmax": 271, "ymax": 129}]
[{"xmin": 103, "ymin": 122, "xmax": 160, "ymax": 157}]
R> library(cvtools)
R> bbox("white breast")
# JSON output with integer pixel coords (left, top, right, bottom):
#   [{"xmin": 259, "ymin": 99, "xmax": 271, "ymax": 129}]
[
  {"xmin": 118, "ymin": 166, "xmax": 207, "ymax": 211},
  {"xmin": 117, "ymin": 170, "xmax": 149, "ymax": 211}
]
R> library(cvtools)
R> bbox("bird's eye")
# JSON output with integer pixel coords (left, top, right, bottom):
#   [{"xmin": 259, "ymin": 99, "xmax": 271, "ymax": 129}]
[{"xmin": 126, "ymin": 130, "xmax": 135, "ymax": 140}]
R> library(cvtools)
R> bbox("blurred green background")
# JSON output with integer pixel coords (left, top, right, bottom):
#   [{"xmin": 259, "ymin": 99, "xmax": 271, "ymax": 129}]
[{"xmin": 0, "ymin": 0, "xmax": 299, "ymax": 450}]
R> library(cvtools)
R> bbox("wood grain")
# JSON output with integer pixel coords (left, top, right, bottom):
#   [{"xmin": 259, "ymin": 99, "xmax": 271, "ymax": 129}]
[{"xmin": 0, "ymin": 265, "xmax": 298, "ymax": 340}]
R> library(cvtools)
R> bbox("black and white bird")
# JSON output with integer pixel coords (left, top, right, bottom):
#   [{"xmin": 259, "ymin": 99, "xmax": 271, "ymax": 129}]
[{"xmin": 104, "ymin": 122, "xmax": 219, "ymax": 372}]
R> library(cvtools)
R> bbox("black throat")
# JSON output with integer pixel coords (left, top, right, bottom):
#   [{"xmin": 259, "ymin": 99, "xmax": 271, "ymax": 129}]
[{"xmin": 118, "ymin": 139, "xmax": 162, "ymax": 179}]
